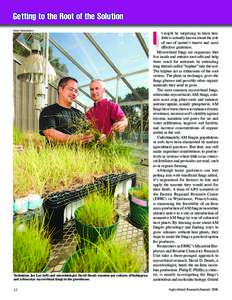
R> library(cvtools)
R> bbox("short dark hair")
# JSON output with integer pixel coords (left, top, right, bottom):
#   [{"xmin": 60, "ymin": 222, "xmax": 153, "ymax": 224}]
[{"xmin": 57, "ymin": 77, "xmax": 78, "ymax": 94}]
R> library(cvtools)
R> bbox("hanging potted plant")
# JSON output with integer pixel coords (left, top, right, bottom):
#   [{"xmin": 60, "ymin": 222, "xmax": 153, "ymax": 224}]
[
  {"xmin": 128, "ymin": 182, "xmax": 148, "ymax": 228},
  {"xmin": 74, "ymin": 192, "xmax": 119, "ymax": 247},
  {"xmin": 13, "ymin": 214, "xmax": 51, "ymax": 273},
  {"xmin": 61, "ymin": 240, "xmax": 144, "ymax": 273}
]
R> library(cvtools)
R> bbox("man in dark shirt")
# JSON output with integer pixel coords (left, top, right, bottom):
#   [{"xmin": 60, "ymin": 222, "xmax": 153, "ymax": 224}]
[{"xmin": 39, "ymin": 77, "xmax": 93, "ymax": 144}]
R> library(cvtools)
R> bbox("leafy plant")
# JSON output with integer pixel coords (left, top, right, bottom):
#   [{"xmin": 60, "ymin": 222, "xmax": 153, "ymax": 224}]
[
  {"xmin": 13, "ymin": 214, "xmax": 50, "ymax": 273},
  {"xmin": 72, "ymin": 116, "xmax": 92, "ymax": 133},
  {"xmin": 75, "ymin": 193, "xmax": 117, "ymax": 227},
  {"xmin": 71, "ymin": 116, "xmax": 101, "ymax": 144},
  {"xmin": 62, "ymin": 240, "xmax": 144, "ymax": 273}
]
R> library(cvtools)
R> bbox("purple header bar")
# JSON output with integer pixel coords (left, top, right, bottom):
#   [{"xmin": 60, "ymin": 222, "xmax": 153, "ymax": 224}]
[{"xmin": 1, "ymin": 0, "xmax": 232, "ymax": 25}]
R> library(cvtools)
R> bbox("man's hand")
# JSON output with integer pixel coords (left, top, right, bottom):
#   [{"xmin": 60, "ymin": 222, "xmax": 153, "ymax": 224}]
[
  {"xmin": 43, "ymin": 128, "xmax": 94, "ymax": 145},
  {"xmin": 71, "ymin": 133, "xmax": 94, "ymax": 144},
  {"xmin": 97, "ymin": 134, "xmax": 107, "ymax": 144},
  {"xmin": 80, "ymin": 133, "xmax": 94, "ymax": 144},
  {"xmin": 112, "ymin": 117, "xmax": 128, "ymax": 133}
]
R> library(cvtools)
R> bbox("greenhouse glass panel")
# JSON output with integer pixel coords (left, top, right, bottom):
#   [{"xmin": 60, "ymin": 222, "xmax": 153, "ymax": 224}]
[
  {"xmin": 48, "ymin": 42, "xmax": 91, "ymax": 84},
  {"xmin": 50, "ymin": 32, "xmax": 117, "ymax": 82},
  {"xmin": 91, "ymin": 32, "xmax": 149, "ymax": 74}
]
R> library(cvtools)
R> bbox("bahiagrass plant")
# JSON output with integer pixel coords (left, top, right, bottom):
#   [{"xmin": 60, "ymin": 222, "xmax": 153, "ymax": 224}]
[
  {"xmin": 13, "ymin": 127, "xmax": 44, "ymax": 150},
  {"xmin": 13, "ymin": 132, "xmax": 135, "ymax": 198},
  {"xmin": 13, "ymin": 215, "xmax": 50, "ymax": 273},
  {"xmin": 143, "ymin": 215, "xmax": 149, "ymax": 255},
  {"xmin": 74, "ymin": 192, "xmax": 119, "ymax": 246},
  {"xmin": 75, "ymin": 192, "xmax": 117, "ymax": 227},
  {"xmin": 129, "ymin": 182, "xmax": 149, "ymax": 201},
  {"xmin": 62, "ymin": 240, "xmax": 144, "ymax": 273},
  {"xmin": 71, "ymin": 116, "xmax": 101, "ymax": 144}
]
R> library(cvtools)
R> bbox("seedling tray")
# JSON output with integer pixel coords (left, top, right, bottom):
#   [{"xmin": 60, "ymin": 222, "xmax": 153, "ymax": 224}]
[{"xmin": 43, "ymin": 173, "xmax": 136, "ymax": 243}]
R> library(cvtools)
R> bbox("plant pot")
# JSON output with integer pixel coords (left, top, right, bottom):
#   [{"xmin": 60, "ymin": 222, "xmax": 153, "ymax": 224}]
[
  {"xmin": 75, "ymin": 211, "xmax": 119, "ymax": 247},
  {"xmin": 61, "ymin": 250, "xmax": 83, "ymax": 273},
  {"xmin": 128, "ymin": 187, "xmax": 148, "ymax": 228}
]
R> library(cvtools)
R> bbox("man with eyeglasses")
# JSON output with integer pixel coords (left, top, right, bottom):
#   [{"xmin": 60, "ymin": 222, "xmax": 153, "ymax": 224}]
[
  {"xmin": 39, "ymin": 76, "xmax": 93, "ymax": 144},
  {"xmin": 86, "ymin": 79, "xmax": 128, "ymax": 141}
]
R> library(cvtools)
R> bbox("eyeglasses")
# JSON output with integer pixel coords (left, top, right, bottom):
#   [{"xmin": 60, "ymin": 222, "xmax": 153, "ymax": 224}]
[{"xmin": 66, "ymin": 86, "xmax": 79, "ymax": 95}]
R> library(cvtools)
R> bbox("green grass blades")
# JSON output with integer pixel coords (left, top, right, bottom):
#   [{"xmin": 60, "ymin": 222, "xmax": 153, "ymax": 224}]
[
  {"xmin": 13, "ymin": 127, "xmax": 24, "ymax": 145},
  {"xmin": 75, "ymin": 193, "xmax": 116, "ymax": 227},
  {"xmin": 13, "ymin": 128, "xmax": 44, "ymax": 149},
  {"xmin": 63, "ymin": 240, "xmax": 144, "ymax": 273},
  {"xmin": 14, "ymin": 138, "xmax": 135, "ymax": 198},
  {"xmin": 130, "ymin": 182, "xmax": 149, "ymax": 201},
  {"xmin": 142, "ymin": 215, "xmax": 149, "ymax": 254},
  {"xmin": 13, "ymin": 214, "xmax": 50, "ymax": 273}
]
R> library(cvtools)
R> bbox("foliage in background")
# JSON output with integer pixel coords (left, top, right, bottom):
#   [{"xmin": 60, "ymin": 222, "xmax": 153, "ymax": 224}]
[
  {"xmin": 124, "ymin": 87, "xmax": 148, "ymax": 101},
  {"xmin": 119, "ymin": 87, "xmax": 149, "ymax": 143}
]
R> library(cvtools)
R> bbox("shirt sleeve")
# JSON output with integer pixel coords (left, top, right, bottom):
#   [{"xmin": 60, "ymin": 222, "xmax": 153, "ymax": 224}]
[
  {"xmin": 85, "ymin": 109, "xmax": 91, "ymax": 121},
  {"xmin": 110, "ymin": 102, "xmax": 125, "ymax": 122},
  {"xmin": 39, "ymin": 106, "xmax": 57, "ymax": 136}
]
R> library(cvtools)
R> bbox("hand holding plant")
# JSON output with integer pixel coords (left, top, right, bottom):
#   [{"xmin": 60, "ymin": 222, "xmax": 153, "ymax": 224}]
[
  {"xmin": 112, "ymin": 118, "xmax": 128, "ymax": 133},
  {"xmin": 79, "ymin": 133, "xmax": 94, "ymax": 144},
  {"xmin": 69, "ymin": 133, "xmax": 94, "ymax": 145},
  {"xmin": 97, "ymin": 133, "xmax": 107, "ymax": 144}
]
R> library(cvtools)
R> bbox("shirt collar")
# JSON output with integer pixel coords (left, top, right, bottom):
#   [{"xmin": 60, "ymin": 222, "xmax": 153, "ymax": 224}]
[{"xmin": 94, "ymin": 98, "xmax": 107, "ymax": 108}]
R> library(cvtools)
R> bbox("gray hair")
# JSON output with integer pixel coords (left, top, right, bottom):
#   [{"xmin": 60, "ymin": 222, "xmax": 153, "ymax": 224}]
[{"xmin": 89, "ymin": 79, "xmax": 105, "ymax": 89}]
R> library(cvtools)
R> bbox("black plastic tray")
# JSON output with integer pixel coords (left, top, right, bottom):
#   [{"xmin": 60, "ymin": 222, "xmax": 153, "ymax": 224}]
[{"xmin": 43, "ymin": 173, "xmax": 136, "ymax": 243}]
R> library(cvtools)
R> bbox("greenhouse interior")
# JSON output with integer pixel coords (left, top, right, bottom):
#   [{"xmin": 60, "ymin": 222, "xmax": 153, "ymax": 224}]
[{"xmin": 13, "ymin": 32, "xmax": 149, "ymax": 273}]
